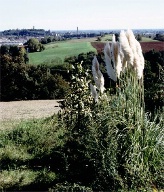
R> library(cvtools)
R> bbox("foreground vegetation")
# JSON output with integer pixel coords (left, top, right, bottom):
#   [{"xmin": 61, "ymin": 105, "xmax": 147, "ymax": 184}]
[
  {"xmin": 0, "ymin": 30, "xmax": 163, "ymax": 191},
  {"xmin": 0, "ymin": 63, "xmax": 163, "ymax": 191}
]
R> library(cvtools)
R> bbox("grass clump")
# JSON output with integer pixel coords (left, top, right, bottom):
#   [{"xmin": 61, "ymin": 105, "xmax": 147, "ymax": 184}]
[{"xmin": 0, "ymin": 116, "xmax": 66, "ymax": 190}]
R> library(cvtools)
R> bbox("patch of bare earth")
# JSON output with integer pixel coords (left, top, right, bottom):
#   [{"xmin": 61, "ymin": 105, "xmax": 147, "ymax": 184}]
[{"xmin": 0, "ymin": 100, "xmax": 61, "ymax": 123}]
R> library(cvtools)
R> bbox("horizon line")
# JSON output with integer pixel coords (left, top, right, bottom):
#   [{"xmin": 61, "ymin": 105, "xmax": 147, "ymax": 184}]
[{"xmin": 1, "ymin": 28, "xmax": 164, "ymax": 32}]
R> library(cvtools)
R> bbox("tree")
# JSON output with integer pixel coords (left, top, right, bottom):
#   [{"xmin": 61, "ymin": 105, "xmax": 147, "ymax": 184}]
[
  {"xmin": 47, "ymin": 36, "xmax": 52, "ymax": 43},
  {"xmin": 136, "ymin": 34, "xmax": 142, "ymax": 41},
  {"xmin": 25, "ymin": 38, "xmax": 45, "ymax": 52},
  {"xmin": 154, "ymin": 34, "xmax": 164, "ymax": 41},
  {"xmin": 0, "ymin": 45, "xmax": 9, "ymax": 54},
  {"xmin": 41, "ymin": 38, "xmax": 47, "ymax": 44}
]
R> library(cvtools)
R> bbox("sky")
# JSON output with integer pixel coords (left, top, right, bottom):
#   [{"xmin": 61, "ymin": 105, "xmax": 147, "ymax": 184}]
[{"xmin": 0, "ymin": 0, "xmax": 163, "ymax": 31}]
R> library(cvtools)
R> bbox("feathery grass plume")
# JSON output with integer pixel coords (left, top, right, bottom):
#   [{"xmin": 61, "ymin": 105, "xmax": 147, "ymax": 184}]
[
  {"xmin": 135, "ymin": 39, "xmax": 144, "ymax": 79},
  {"xmin": 110, "ymin": 35, "xmax": 123, "ymax": 78},
  {"xmin": 126, "ymin": 29, "xmax": 137, "ymax": 54},
  {"xmin": 116, "ymin": 50, "xmax": 122, "ymax": 78},
  {"xmin": 114, "ymin": 42, "xmax": 122, "ymax": 78},
  {"xmin": 90, "ymin": 83, "xmax": 98, "ymax": 102},
  {"xmin": 126, "ymin": 29, "xmax": 144, "ymax": 79},
  {"xmin": 133, "ymin": 52, "xmax": 144, "ymax": 79},
  {"xmin": 119, "ymin": 30, "xmax": 134, "ymax": 66},
  {"xmin": 112, "ymin": 34, "xmax": 116, "ymax": 42},
  {"xmin": 120, "ymin": 46, "xmax": 127, "ymax": 71},
  {"xmin": 111, "ymin": 35, "xmax": 117, "ymax": 68},
  {"xmin": 104, "ymin": 42, "xmax": 117, "ymax": 81},
  {"xmin": 92, "ymin": 56, "xmax": 105, "ymax": 93}
]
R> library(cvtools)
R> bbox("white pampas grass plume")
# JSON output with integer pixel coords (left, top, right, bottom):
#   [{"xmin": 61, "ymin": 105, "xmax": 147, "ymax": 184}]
[
  {"xmin": 126, "ymin": 29, "xmax": 144, "ymax": 79},
  {"xmin": 111, "ymin": 41, "xmax": 116, "ymax": 68},
  {"xmin": 116, "ymin": 53, "xmax": 122, "ymax": 78},
  {"xmin": 98, "ymin": 70, "xmax": 105, "ymax": 93},
  {"xmin": 90, "ymin": 83, "xmax": 98, "ymax": 102},
  {"xmin": 120, "ymin": 46, "xmax": 127, "ymax": 71},
  {"xmin": 112, "ymin": 41, "xmax": 122, "ymax": 78},
  {"xmin": 112, "ymin": 34, "xmax": 116, "ymax": 42},
  {"xmin": 104, "ymin": 42, "xmax": 117, "ymax": 81},
  {"xmin": 133, "ymin": 40, "xmax": 144, "ymax": 79},
  {"xmin": 135, "ymin": 40, "xmax": 144, "ymax": 70},
  {"xmin": 126, "ymin": 29, "xmax": 137, "ymax": 54},
  {"xmin": 92, "ymin": 56, "xmax": 105, "ymax": 93},
  {"xmin": 119, "ymin": 30, "xmax": 134, "ymax": 66}
]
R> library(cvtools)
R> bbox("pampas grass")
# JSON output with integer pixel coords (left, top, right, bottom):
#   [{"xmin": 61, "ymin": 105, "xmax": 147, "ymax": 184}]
[
  {"xmin": 92, "ymin": 56, "xmax": 105, "ymax": 93},
  {"xmin": 103, "ymin": 30, "xmax": 145, "ymax": 80},
  {"xmin": 104, "ymin": 42, "xmax": 117, "ymax": 81},
  {"xmin": 119, "ymin": 30, "xmax": 134, "ymax": 67}
]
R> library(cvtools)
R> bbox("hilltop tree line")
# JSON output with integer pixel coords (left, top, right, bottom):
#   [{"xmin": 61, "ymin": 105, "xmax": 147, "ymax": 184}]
[{"xmin": 1, "ymin": 29, "xmax": 51, "ymax": 36}]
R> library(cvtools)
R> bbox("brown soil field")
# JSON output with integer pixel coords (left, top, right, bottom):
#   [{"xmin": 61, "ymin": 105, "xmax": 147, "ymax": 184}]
[
  {"xmin": 140, "ymin": 42, "xmax": 164, "ymax": 52},
  {"xmin": 0, "ymin": 100, "xmax": 61, "ymax": 122},
  {"xmin": 91, "ymin": 41, "xmax": 164, "ymax": 53}
]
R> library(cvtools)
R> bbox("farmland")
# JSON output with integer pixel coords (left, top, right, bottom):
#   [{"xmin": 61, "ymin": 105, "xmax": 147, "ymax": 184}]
[
  {"xmin": 140, "ymin": 41, "xmax": 164, "ymax": 52},
  {"xmin": 29, "ymin": 35, "xmax": 164, "ymax": 66},
  {"xmin": 91, "ymin": 41, "xmax": 164, "ymax": 53}
]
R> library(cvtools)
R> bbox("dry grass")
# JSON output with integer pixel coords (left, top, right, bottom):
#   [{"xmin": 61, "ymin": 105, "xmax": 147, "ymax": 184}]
[{"xmin": 0, "ymin": 100, "xmax": 61, "ymax": 129}]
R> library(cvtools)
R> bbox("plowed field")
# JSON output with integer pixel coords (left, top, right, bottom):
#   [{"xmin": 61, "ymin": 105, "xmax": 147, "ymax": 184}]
[{"xmin": 91, "ymin": 41, "xmax": 164, "ymax": 53}]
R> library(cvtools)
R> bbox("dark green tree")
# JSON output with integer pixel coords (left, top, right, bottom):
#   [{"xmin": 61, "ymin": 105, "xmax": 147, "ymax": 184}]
[
  {"xmin": 136, "ymin": 34, "xmax": 142, "ymax": 41},
  {"xmin": 25, "ymin": 38, "xmax": 45, "ymax": 52}
]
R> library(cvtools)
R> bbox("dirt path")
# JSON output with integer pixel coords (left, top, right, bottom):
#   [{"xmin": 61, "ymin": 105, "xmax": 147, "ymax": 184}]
[{"xmin": 0, "ymin": 100, "xmax": 62, "ymax": 122}]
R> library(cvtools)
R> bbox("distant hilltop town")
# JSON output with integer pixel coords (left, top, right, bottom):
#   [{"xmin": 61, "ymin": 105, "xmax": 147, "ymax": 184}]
[
  {"xmin": 0, "ymin": 28, "xmax": 164, "ymax": 46},
  {"xmin": 0, "ymin": 28, "xmax": 104, "ymax": 46},
  {"xmin": 0, "ymin": 29, "xmax": 52, "ymax": 46}
]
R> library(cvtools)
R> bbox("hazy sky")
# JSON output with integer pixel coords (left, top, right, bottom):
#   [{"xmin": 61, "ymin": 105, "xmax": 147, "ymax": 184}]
[{"xmin": 0, "ymin": 0, "xmax": 163, "ymax": 30}]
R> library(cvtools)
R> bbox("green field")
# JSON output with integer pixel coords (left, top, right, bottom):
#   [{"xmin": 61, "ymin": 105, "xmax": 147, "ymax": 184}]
[
  {"xmin": 29, "ymin": 39, "xmax": 97, "ymax": 65},
  {"xmin": 140, "ymin": 36, "xmax": 159, "ymax": 42}
]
